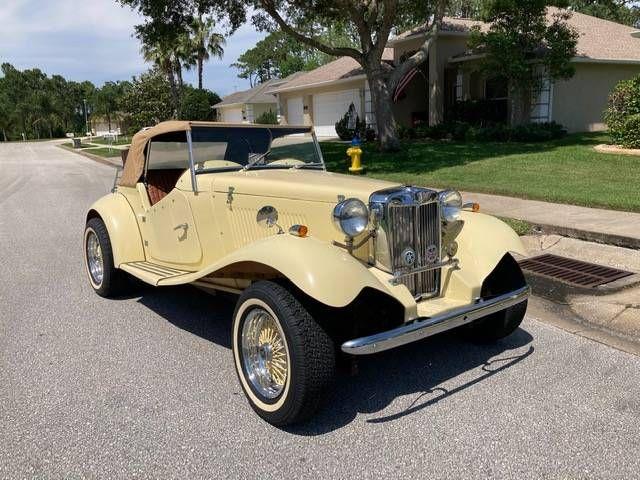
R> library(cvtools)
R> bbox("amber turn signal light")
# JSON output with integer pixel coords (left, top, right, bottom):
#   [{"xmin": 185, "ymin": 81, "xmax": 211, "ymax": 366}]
[
  {"xmin": 463, "ymin": 202, "xmax": 480, "ymax": 212},
  {"xmin": 289, "ymin": 224, "xmax": 309, "ymax": 237}
]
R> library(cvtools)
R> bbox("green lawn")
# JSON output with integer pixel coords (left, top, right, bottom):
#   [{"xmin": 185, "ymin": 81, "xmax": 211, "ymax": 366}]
[
  {"xmin": 89, "ymin": 136, "xmax": 131, "ymax": 146},
  {"xmin": 321, "ymin": 132, "xmax": 640, "ymax": 212},
  {"xmin": 87, "ymin": 147, "xmax": 124, "ymax": 158}
]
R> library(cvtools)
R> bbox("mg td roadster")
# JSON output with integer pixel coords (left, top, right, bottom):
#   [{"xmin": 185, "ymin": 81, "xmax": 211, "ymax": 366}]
[{"xmin": 84, "ymin": 121, "xmax": 529, "ymax": 426}]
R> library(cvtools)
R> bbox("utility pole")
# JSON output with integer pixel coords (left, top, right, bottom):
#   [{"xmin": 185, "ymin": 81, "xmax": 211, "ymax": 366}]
[{"xmin": 83, "ymin": 98, "xmax": 89, "ymax": 136}]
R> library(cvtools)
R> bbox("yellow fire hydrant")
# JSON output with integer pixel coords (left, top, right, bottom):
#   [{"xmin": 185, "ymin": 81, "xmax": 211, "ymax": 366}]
[{"xmin": 347, "ymin": 143, "xmax": 364, "ymax": 174}]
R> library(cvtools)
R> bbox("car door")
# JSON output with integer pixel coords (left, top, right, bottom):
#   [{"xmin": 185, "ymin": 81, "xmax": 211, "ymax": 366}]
[
  {"xmin": 144, "ymin": 189, "xmax": 202, "ymax": 266},
  {"xmin": 138, "ymin": 135, "xmax": 203, "ymax": 267}
]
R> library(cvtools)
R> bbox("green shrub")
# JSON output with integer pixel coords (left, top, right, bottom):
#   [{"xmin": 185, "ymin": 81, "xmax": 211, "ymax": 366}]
[
  {"xmin": 364, "ymin": 128, "xmax": 376, "ymax": 142},
  {"xmin": 464, "ymin": 122, "xmax": 565, "ymax": 142},
  {"xmin": 180, "ymin": 87, "xmax": 220, "ymax": 121},
  {"xmin": 397, "ymin": 125, "xmax": 416, "ymax": 140},
  {"xmin": 618, "ymin": 114, "xmax": 640, "ymax": 148},
  {"xmin": 335, "ymin": 104, "xmax": 366, "ymax": 141},
  {"xmin": 397, "ymin": 120, "xmax": 564, "ymax": 143},
  {"xmin": 604, "ymin": 76, "xmax": 640, "ymax": 145},
  {"xmin": 448, "ymin": 99, "xmax": 508, "ymax": 125},
  {"xmin": 255, "ymin": 109, "xmax": 278, "ymax": 124}
]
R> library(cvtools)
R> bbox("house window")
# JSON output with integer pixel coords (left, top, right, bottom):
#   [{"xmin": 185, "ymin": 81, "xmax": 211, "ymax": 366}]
[
  {"xmin": 455, "ymin": 71, "xmax": 464, "ymax": 101},
  {"xmin": 530, "ymin": 66, "xmax": 552, "ymax": 123}
]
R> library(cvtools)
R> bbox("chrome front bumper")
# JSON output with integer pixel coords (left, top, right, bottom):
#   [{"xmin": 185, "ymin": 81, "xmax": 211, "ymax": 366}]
[{"xmin": 341, "ymin": 285, "xmax": 530, "ymax": 355}]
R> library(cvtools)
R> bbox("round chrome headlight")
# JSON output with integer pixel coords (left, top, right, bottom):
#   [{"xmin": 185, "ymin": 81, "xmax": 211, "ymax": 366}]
[
  {"xmin": 333, "ymin": 198, "xmax": 369, "ymax": 238},
  {"xmin": 438, "ymin": 190, "xmax": 462, "ymax": 223}
]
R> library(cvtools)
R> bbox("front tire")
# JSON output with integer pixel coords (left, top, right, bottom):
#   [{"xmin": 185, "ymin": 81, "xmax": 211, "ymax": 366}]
[
  {"xmin": 232, "ymin": 281, "xmax": 335, "ymax": 426},
  {"xmin": 84, "ymin": 217, "xmax": 127, "ymax": 297}
]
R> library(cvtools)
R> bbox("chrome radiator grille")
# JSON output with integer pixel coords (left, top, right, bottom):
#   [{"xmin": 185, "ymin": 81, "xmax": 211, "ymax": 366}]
[{"xmin": 387, "ymin": 200, "xmax": 441, "ymax": 298}]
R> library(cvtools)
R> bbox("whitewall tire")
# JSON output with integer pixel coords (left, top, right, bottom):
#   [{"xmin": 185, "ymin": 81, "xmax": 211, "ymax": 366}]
[{"xmin": 232, "ymin": 281, "xmax": 335, "ymax": 426}]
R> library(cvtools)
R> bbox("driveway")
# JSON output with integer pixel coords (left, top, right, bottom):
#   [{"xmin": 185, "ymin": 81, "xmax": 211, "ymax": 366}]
[{"xmin": 1, "ymin": 141, "xmax": 639, "ymax": 479}]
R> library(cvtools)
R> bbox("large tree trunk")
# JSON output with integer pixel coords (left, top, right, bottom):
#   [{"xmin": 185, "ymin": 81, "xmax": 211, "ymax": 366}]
[
  {"xmin": 2, "ymin": 129, "xmax": 7, "ymax": 142},
  {"xmin": 198, "ymin": 57, "xmax": 204, "ymax": 90},
  {"xmin": 509, "ymin": 87, "xmax": 531, "ymax": 126},
  {"xmin": 107, "ymin": 112, "xmax": 112, "ymax": 132},
  {"xmin": 367, "ymin": 69, "xmax": 400, "ymax": 152}
]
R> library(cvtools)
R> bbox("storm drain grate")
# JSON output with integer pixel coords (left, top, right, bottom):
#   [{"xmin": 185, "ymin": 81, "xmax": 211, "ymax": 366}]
[{"xmin": 518, "ymin": 254, "xmax": 634, "ymax": 288}]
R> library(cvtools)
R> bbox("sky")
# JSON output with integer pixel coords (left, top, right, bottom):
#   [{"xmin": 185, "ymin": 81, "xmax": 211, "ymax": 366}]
[{"xmin": 0, "ymin": 0, "xmax": 264, "ymax": 96}]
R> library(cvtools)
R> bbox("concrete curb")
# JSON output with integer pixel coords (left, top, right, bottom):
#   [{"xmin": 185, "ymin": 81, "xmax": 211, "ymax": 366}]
[
  {"xmin": 530, "ymin": 222, "xmax": 640, "ymax": 250},
  {"xmin": 524, "ymin": 271, "xmax": 640, "ymax": 353},
  {"xmin": 528, "ymin": 296, "xmax": 640, "ymax": 357},
  {"xmin": 58, "ymin": 144, "xmax": 121, "ymax": 169}
]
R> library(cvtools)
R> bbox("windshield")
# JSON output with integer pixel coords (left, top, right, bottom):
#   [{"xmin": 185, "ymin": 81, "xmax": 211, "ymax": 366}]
[{"xmin": 190, "ymin": 126, "xmax": 324, "ymax": 172}]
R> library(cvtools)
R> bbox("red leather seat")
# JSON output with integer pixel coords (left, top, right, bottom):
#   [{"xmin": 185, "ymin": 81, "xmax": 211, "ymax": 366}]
[{"xmin": 145, "ymin": 169, "xmax": 184, "ymax": 205}]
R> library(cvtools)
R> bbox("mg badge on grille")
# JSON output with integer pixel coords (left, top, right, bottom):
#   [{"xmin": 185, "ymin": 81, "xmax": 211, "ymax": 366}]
[
  {"xmin": 401, "ymin": 248, "xmax": 416, "ymax": 267},
  {"xmin": 425, "ymin": 244, "xmax": 439, "ymax": 264}
]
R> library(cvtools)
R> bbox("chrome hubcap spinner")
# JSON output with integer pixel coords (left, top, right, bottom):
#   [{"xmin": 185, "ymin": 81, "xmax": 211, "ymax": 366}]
[{"xmin": 241, "ymin": 308, "xmax": 289, "ymax": 399}]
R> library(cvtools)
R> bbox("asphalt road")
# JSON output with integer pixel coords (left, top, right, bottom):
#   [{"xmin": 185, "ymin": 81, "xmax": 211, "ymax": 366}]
[{"xmin": 1, "ymin": 141, "xmax": 639, "ymax": 479}]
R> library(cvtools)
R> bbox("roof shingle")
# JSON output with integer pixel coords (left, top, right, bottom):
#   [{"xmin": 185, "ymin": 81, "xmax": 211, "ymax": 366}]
[{"xmin": 271, "ymin": 9, "xmax": 640, "ymax": 93}]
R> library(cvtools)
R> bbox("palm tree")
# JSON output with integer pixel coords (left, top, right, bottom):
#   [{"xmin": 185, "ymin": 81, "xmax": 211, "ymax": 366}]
[
  {"xmin": 141, "ymin": 40, "xmax": 180, "ymax": 115},
  {"xmin": 188, "ymin": 15, "xmax": 225, "ymax": 90}
]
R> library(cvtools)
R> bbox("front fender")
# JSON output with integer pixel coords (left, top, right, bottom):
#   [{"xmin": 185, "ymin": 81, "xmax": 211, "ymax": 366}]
[
  {"xmin": 87, "ymin": 193, "xmax": 144, "ymax": 267},
  {"xmin": 169, "ymin": 234, "xmax": 414, "ymax": 310},
  {"xmin": 444, "ymin": 211, "xmax": 527, "ymax": 301}
]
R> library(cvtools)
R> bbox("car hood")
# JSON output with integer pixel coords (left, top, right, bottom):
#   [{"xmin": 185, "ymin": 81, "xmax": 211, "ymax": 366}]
[{"xmin": 210, "ymin": 169, "xmax": 401, "ymax": 204}]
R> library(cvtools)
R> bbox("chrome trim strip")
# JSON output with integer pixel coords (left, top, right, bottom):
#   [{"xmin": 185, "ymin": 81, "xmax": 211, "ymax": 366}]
[
  {"xmin": 341, "ymin": 286, "xmax": 530, "ymax": 355},
  {"xmin": 186, "ymin": 129, "xmax": 198, "ymax": 192},
  {"xmin": 390, "ymin": 258, "xmax": 459, "ymax": 284},
  {"xmin": 311, "ymin": 131, "xmax": 327, "ymax": 170}
]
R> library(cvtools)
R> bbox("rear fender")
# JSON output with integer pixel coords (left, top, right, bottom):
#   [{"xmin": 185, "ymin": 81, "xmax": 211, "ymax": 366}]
[{"xmin": 86, "ymin": 193, "xmax": 145, "ymax": 267}]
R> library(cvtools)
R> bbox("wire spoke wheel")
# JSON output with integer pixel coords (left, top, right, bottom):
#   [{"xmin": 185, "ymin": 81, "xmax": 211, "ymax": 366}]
[
  {"xmin": 86, "ymin": 229, "xmax": 104, "ymax": 286},
  {"xmin": 241, "ymin": 308, "xmax": 289, "ymax": 400}
]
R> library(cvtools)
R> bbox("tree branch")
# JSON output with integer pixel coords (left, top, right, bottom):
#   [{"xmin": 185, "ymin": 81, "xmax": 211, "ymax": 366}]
[
  {"xmin": 387, "ymin": 0, "xmax": 447, "ymax": 91},
  {"xmin": 259, "ymin": 0, "xmax": 363, "ymax": 60},
  {"xmin": 373, "ymin": 0, "xmax": 398, "ymax": 57}
]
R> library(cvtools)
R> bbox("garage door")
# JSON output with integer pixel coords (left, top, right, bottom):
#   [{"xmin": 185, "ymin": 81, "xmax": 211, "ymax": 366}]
[
  {"xmin": 287, "ymin": 97, "xmax": 304, "ymax": 126},
  {"xmin": 222, "ymin": 107, "xmax": 243, "ymax": 123},
  {"xmin": 312, "ymin": 90, "xmax": 362, "ymax": 137}
]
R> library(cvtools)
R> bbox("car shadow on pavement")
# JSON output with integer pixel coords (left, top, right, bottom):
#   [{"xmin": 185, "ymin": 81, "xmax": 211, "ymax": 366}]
[
  {"xmin": 134, "ymin": 284, "xmax": 534, "ymax": 435},
  {"xmin": 287, "ymin": 329, "xmax": 534, "ymax": 436},
  {"xmin": 135, "ymin": 284, "xmax": 235, "ymax": 349}
]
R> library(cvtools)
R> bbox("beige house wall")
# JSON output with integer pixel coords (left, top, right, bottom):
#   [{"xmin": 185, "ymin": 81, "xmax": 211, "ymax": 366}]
[
  {"xmin": 552, "ymin": 62, "xmax": 640, "ymax": 132},
  {"xmin": 250, "ymin": 103, "xmax": 277, "ymax": 121}
]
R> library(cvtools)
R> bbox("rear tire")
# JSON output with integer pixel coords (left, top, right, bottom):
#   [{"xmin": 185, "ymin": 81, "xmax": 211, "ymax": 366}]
[
  {"xmin": 84, "ymin": 217, "xmax": 128, "ymax": 298},
  {"xmin": 465, "ymin": 300, "xmax": 527, "ymax": 342},
  {"xmin": 232, "ymin": 281, "xmax": 335, "ymax": 426}
]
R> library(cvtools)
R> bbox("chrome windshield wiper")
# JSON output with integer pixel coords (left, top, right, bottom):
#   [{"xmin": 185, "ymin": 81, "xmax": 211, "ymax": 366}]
[
  {"xmin": 290, "ymin": 162, "xmax": 325, "ymax": 170},
  {"xmin": 242, "ymin": 151, "xmax": 270, "ymax": 171}
]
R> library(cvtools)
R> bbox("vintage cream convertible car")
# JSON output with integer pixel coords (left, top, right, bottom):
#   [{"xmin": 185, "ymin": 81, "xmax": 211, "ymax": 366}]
[{"xmin": 84, "ymin": 121, "xmax": 529, "ymax": 425}]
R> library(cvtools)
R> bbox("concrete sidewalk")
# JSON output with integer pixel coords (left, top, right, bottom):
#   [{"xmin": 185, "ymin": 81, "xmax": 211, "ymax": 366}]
[{"xmin": 464, "ymin": 191, "xmax": 640, "ymax": 249}]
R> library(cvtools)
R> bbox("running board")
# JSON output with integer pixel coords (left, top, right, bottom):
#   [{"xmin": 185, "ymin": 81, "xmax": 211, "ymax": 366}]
[{"xmin": 120, "ymin": 261, "xmax": 193, "ymax": 286}]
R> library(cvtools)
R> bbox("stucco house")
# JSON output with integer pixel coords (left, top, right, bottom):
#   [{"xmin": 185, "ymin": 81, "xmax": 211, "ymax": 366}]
[
  {"xmin": 214, "ymin": 73, "xmax": 304, "ymax": 123},
  {"xmin": 270, "ymin": 9, "xmax": 640, "ymax": 136}
]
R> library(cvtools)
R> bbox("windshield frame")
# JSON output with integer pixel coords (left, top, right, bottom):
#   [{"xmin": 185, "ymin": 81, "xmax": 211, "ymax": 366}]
[{"xmin": 189, "ymin": 125, "xmax": 326, "ymax": 176}]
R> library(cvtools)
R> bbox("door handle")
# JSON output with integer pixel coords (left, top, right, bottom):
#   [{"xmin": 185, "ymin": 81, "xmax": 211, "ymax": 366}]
[{"xmin": 174, "ymin": 223, "xmax": 189, "ymax": 241}]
